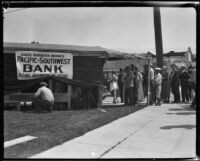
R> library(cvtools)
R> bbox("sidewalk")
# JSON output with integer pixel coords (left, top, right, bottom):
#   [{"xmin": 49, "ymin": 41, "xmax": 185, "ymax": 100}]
[{"xmin": 30, "ymin": 103, "xmax": 196, "ymax": 159}]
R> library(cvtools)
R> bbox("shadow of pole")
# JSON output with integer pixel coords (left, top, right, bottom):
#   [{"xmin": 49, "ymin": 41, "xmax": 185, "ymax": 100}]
[
  {"xmin": 160, "ymin": 124, "xmax": 196, "ymax": 130},
  {"xmin": 166, "ymin": 112, "xmax": 196, "ymax": 115}
]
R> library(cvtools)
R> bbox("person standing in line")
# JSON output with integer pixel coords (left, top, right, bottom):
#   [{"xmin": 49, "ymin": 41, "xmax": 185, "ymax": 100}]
[
  {"xmin": 150, "ymin": 64, "xmax": 155, "ymax": 105},
  {"xmin": 170, "ymin": 64, "xmax": 181, "ymax": 103},
  {"xmin": 188, "ymin": 66, "xmax": 196, "ymax": 108},
  {"xmin": 179, "ymin": 65, "xmax": 191, "ymax": 103},
  {"xmin": 118, "ymin": 68, "xmax": 125, "ymax": 103},
  {"xmin": 188, "ymin": 66, "xmax": 194, "ymax": 103},
  {"xmin": 143, "ymin": 64, "xmax": 149, "ymax": 99},
  {"xmin": 161, "ymin": 66, "xmax": 170, "ymax": 103},
  {"xmin": 33, "ymin": 82, "xmax": 54, "ymax": 112},
  {"xmin": 131, "ymin": 64, "xmax": 137, "ymax": 106},
  {"xmin": 110, "ymin": 71, "xmax": 119, "ymax": 104},
  {"xmin": 103, "ymin": 72, "xmax": 109, "ymax": 93},
  {"xmin": 135, "ymin": 67, "xmax": 144, "ymax": 105},
  {"xmin": 124, "ymin": 66, "xmax": 134, "ymax": 106},
  {"xmin": 154, "ymin": 68, "xmax": 162, "ymax": 106}
]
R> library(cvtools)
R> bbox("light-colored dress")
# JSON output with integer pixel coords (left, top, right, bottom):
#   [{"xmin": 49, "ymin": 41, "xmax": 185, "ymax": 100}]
[
  {"xmin": 136, "ymin": 72, "xmax": 144, "ymax": 102},
  {"xmin": 154, "ymin": 73, "xmax": 162, "ymax": 99},
  {"xmin": 110, "ymin": 74, "xmax": 118, "ymax": 92}
]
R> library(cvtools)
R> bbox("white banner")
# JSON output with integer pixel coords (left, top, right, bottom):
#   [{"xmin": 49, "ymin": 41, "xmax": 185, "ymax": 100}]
[{"xmin": 15, "ymin": 51, "xmax": 73, "ymax": 80}]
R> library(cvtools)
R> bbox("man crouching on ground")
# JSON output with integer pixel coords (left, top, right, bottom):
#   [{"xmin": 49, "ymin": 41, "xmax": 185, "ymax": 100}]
[{"xmin": 33, "ymin": 82, "xmax": 54, "ymax": 112}]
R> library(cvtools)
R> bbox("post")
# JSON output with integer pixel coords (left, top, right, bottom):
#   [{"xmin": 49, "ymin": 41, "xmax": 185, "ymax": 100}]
[
  {"xmin": 154, "ymin": 7, "xmax": 163, "ymax": 68},
  {"xmin": 147, "ymin": 58, "xmax": 151, "ymax": 106},
  {"xmin": 48, "ymin": 79, "xmax": 53, "ymax": 91},
  {"xmin": 17, "ymin": 91, "xmax": 21, "ymax": 110},
  {"xmin": 48, "ymin": 79, "xmax": 53, "ymax": 110},
  {"xmin": 67, "ymin": 84, "xmax": 72, "ymax": 110},
  {"xmin": 97, "ymin": 86, "xmax": 103, "ymax": 108}
]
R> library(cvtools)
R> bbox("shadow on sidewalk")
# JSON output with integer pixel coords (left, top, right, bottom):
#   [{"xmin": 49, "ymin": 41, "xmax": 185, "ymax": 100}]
[
  {"xmin": 160, "ymin": 124, "xmax": 196, "ymax": 130},
  {"xmin": 168, "ymin": 107, "xmax": 195, "ymax": 112},
  {"xmin": 166, "ymin": 112, "xmax": 196, "ymax": 115},
  {"xmin": 102, "ymin": 103, "xmax": 147, "ymax": 109}
]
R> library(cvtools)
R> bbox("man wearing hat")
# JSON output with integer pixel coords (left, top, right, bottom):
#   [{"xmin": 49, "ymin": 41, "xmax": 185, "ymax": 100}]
[
  {"xmin": 150, "ymin": 63, "xmax": 155, "ymax": 105},
  {"xmin": 170, "ymin": 64, "xmax": 181, "ymax": 103},
  {"xmin": 179, "ymin": 65, "xmax": 190, "ymax": 103},
  {"xmin": 154, "ymin": 67, "xmax": 162, "ymax": 105},
  {"xmin": 161, "ymin": 65, "xmax": 170, "ymax": 103},
  {"xmin": 33, "ymin": 82, "xmax": 54, "ymax": 112},
  {"xmin": 188, "ymin": 66, "xmax": 196, "ymax": 108},
  {"xmin": 124, "ymin": 66, "xmax": 134, "ymax": 106},
  {"xmin": 143, "ymin": 64, "xmax": 149, "ymax": 99}
]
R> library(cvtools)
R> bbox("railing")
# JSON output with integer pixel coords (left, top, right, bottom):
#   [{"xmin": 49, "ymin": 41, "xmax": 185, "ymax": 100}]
[{"xmin": 4, "ymin": 92, "xmax": 71, "ymax": 110}]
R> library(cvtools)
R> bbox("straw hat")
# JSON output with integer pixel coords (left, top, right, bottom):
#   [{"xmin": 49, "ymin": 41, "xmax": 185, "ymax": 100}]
[{"xmin": 155, "ymin": 67, "xmax": 161, "ymax": 71}]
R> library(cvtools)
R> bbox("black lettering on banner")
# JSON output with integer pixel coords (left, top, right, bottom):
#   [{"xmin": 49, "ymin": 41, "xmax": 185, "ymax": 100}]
[
  {"xmin": 65, "ymin": 59, "xmax": 71, "ymax": 64},
  {"xmin": 18, "ymin": 73, "xmax": 31, "ymax": 78},
  {"xmin": 54, "ymin": 65, "xmax": 63, "ymax": 73},
  {"xmin": 23, "ymin": 64, "xmax": 32, "ymax": 72},
  {"xmin": 34, "ymin": 65, "xmax": 43, "ymax": 72},
  {"xmin": 39, "ymin": 58, "xmax": 43, "ymax": 63},
  {"xmin": 44, "ymin": 65, "xmax": 52, "ymax": 73},
  {"xmin": 17, "ymin": 56, "xmax": 38, "ymax": 63},
  {"xmin": 17, "ymin": 56, "xmax": 22, "ymax": 62}
]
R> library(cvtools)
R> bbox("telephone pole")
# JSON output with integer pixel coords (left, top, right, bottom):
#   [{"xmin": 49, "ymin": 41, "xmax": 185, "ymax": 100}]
[{"xmin": 153, "ymin": 7, "xmax": 163, "ymax": 68}]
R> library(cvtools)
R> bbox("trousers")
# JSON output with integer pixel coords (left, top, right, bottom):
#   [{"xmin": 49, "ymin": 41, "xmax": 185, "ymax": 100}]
[{"xmin": 34, "ymin": 97, "xmax": 54, "ymax": 112}]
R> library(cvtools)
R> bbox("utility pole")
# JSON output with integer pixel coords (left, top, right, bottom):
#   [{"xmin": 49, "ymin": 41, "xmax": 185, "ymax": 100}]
[{"xmin": 153, "ymin": 7, "xmax": 163, "ymax": 68}]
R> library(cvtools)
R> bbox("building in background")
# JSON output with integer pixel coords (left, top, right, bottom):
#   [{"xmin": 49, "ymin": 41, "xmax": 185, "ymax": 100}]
[
  {"xmin": 104, "ymin": 47, "xmax": 195, "ymax": 77},
  {"xmin": 149, "ymin": 47, "xmax": 195, "ymax": 74}
]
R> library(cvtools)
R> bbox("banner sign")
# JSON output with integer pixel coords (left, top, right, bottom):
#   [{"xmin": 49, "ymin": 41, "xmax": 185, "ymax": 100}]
[{"xmin": 15, "ymin": 51, "xmax": 73, "ymax": 80}]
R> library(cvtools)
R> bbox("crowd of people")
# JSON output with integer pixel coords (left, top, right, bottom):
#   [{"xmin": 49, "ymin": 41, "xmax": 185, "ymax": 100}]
[
  {"xmin": 103, "ymin": 63, "xmax": 196, "ymax": 109},
  {"xmin": 32, "ymin": 63, "xmax": 196, "ymax": 113}
]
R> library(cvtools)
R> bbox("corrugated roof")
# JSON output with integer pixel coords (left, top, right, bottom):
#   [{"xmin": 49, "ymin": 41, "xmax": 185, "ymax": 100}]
[
  {"xmin": 3, "ymin": 42, "xmax": 128, "ymax": 60},
  {"xmin": 4, "ymin": 42, "xmax": 108, "ymax": 52}
]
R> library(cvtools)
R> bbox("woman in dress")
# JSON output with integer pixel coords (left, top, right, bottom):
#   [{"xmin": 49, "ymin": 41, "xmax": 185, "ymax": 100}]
[
  {"xmin": 135, "ymin": 68, "xmax": 144, "ymax": 105},
  {"xmin": 110, "ymin": 71, "xmax": 119, "ymax": 104},
  {"xmin": 161, "ymin": 66, "xmax": 170, "ymax": 103}
]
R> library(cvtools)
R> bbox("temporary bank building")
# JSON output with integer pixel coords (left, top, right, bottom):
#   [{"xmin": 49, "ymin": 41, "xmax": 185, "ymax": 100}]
[{"xmin": 4, "ymin": 42, "xmax": 125, "ymax": 110}]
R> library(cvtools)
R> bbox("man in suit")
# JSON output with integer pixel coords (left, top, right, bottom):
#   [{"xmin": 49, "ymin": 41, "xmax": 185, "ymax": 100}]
[
  {"xmin": 170, "ymin": 64, "xmax": 181, "ymax": 103},
  {"xmin": 149, "ymin": 64, "xmax": 155, "ymax": 105},
  {"xmin": 124, "ymin": 66, "xmax": 134, "ymax": 106},
  {"xmin": 118, "ymin": 68, "xmax": 125, "ymax": 103},
  {"xmin": 179, "ymin": 65, "xmax": 191, "ymax": 103},
  {"xmin": 188, "ymin": 66, "xmax": 196, "ymax": 108}
]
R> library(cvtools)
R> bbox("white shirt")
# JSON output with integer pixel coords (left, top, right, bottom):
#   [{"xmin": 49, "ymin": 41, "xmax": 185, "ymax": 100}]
[
  {"xmin": 154, "ymin": 73, "xmax": 162, "ymax": 85},
  {"xmin": 150, "ymin": 67, "xmax": 154, "ymax": 80},
  {"xmin": 34, "ymin": 86, "xmax": 54, "ymax": 102}
]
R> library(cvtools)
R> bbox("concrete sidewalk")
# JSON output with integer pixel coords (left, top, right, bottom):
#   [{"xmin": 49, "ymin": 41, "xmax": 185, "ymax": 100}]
[{"xmin": 30, "ymin": 103, "xmax": 196, "ymax": 159}]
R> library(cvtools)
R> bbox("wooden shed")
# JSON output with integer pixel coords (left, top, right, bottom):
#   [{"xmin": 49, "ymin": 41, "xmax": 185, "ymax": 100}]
[{"xmin": 4, "ymin": 42, "xmax": 125, "ymax": 110}]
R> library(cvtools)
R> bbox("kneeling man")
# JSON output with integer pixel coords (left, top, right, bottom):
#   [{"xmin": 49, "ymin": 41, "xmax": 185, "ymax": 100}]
[{"xmin": 34, "ymin": 82, "xmax": 54, "ymax": 112}]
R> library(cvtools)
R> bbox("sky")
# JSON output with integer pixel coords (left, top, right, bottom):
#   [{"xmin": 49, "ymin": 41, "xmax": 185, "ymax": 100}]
[{"xmin": 3, "ymin": 7, "xmax": 196, "ymax": 54}]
